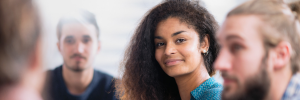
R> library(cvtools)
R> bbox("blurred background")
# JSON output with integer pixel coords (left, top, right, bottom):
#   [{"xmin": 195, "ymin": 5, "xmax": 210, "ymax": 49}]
[{"xmin": 36, "ymin": 0, "xmax": 248, "ymax": 83}]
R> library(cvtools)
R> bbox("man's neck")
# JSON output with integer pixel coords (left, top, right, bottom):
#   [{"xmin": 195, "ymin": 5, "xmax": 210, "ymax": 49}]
[
  {"xmin": 62, "ymin": 65, "xmax": 94, "ymax": 95},
  {"xmin": 1, "ymin": 66, "xmax": 45, "ymax": 100},
  {"xmin": 266, "ymin": 65, "xmax": 293, "ymax": 100},
  {"xmin": 0, "ymin": 84, "xmax": 42, "ymax": 100},
  {"xmin": 174, "ymin": 66, "xmax": 210, "ymax": 100}
]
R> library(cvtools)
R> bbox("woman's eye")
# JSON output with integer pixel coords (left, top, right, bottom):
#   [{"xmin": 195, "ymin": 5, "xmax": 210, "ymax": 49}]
[
  {"xmin": 176, "ymin": 38, "xmax": 186, "ymax": 43},
  {"xmin": 156, "ymin": 42, "xmax": 165, "ymax": 47}
]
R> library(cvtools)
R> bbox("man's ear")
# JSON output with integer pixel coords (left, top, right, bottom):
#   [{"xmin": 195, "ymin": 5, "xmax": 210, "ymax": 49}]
[
  {"xmin": 57, "ymin": 42, "xmax": 61, "ymax": 52},
  {"xmin": 200, "ymin": 35, "xmax": 210, "ymax": 53},
  {"xmin": 97, "ymin": 41, "xmax": 101, "ymax": 53},
  {"xmin": 272, "ymin": 41, "xmax": 291, "ymax": 70}
]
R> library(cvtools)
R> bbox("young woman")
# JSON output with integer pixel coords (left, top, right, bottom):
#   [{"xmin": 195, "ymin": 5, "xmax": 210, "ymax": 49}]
[{"xmin": 116, "ymin": 0, "xmax": 222, "ymax": 100}]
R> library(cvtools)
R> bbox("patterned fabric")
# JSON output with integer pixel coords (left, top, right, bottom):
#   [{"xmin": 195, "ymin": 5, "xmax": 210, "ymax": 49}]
[
  {"xmin": 282, "ymin": 73, "xmax": 300, "ymax": 100},
  {"xmin": 190, "ymin": 77, "xmax": 223, "ymax": 100}
]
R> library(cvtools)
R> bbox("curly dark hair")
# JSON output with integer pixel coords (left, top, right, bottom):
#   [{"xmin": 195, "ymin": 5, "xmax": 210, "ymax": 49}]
[{"xmin": 116, "ymin": 0, "xmax": 219, "ymax": 100}]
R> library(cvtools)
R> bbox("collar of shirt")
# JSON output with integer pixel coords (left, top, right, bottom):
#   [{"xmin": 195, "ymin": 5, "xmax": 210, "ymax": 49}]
[
  {"xmin": 282, "ymin": 73, "xmax": 300, "ymax": 100},
  {"xmin": 190, "ymin": 77, "xmax": 223, "ymax": 100}
]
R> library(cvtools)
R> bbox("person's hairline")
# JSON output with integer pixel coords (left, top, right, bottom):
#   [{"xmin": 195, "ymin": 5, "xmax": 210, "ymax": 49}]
[
  {"xmin": 227, "ymin": 13, "xmax": 274, "ymax": 39},
  {"xmin": 57, "ymin": 22, "xmax": 100, "ymax": 42}
]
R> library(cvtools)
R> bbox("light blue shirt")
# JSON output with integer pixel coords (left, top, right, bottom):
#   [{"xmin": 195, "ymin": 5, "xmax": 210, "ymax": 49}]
[
  {"xmin": 190, "ymin": 77, "xmax": 223, "ymax": 100},
  {"xmin": 282, "ymin": 73, "xmax": 300, "ymax": 100}
]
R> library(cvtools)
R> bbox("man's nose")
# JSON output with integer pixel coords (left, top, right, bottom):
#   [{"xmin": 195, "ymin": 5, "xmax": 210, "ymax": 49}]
[
  {"xmin": 214, "ymin": 48, "xmax": 232, "ymax": 71},
  {"xmin": 75, "ymin": 42, "xmax": 84, "ymax": 53}
]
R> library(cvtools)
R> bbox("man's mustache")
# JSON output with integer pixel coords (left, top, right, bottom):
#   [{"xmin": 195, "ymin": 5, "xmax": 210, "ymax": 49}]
[
  {"xmin": 222, "ymin": 72, "xmax": 238, "ymax": 82},
  {"xmin": 70, "ymin": 54, "xmax": 86, "ymax": 59}
]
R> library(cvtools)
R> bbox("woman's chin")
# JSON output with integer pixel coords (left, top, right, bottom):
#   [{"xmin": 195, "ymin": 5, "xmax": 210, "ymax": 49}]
[{"xmin": 165, "ymin": 70, "xmax": 193, "ymax": 78}]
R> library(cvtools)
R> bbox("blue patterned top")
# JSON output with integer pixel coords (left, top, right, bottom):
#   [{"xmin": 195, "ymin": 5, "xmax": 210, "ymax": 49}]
[
  {"xmin": 282, "ymin": 73, "xmax": 300, "ymax": 100},
  {"xmin": 190, "ymin": 77, "xmax": 223, "ymax": 100}
]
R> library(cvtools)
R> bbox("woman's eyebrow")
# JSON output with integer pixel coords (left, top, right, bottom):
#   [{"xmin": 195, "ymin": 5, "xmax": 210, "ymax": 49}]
[
  {"xmin": 154, "ymin": 31, "xmax": 186, "ymax": 39},
  {"xmin": 172, "ymin": 31, "xmax": 186, "ymax": 37}
]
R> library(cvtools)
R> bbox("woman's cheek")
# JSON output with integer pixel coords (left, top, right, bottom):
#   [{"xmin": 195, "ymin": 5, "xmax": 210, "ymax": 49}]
[
  {"xmin": 179, "ymin": 44, "xmax": 194, "ymax": 56},
  {"xmin": 180, "ymin": 42, "xmax": 201, "ymax": 63},
  {"xmin": 155, "ymin": 49, "xmax": 163, "ymax": 64}
]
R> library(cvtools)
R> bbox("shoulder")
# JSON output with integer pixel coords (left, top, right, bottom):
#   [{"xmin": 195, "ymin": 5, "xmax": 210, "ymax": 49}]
[
  {"xmin": 91, "ymin": 70, "xmax": 118, "ymax": 100},
  {"xmin": 282, "ymin": 73, "xmax": 300, "ymax": 100},
  {"xmin": 45, "ymin": 65, "xmax": 63, "ymax": 80},
  {"xmin": 42, "ymin": 66, "xmax": 64, "ymax": 100},
  {"xmin": 44, "ymin": 65, "xmax": 64, "ymax": 86},
  {"xmin": 191, "ymin": 78, "xmax": 223, "ymax": 100},
  {"xmin": 94, "ymin": 69, "xmax": 114, "ymax": 81},
  {"xmin": 200, "ymin": 85, "xmax": 222, "ymax": 100},
  {"xmin": 47, "ymin": 65, "xmax": 62, "ymax": 75},
  {"xmin": 93, "ymin": 69, "xmax": 115, "ymax": 89}
]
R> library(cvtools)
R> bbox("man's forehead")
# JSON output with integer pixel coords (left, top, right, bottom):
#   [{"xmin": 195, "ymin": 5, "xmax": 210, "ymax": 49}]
[
  {"xmin": 61, "ymin": 23, "xmax": 97, "ymax": 38},
  {"xmin": 65, "ymin": 35, "xmax": 91, "ymax": 38},
  {"xmin": 217, "ymin": 15, "xmax": 263, "ymax": 42}
]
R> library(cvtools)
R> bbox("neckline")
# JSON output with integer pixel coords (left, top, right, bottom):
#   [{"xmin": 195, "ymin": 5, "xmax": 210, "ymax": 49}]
[
  {"xmin": 58, "ymin": 66, "xmax": 98, "ymax": 98},
  {"xmin": 190, "ymin": 77, "xmax": 219, "ymax": 99}
]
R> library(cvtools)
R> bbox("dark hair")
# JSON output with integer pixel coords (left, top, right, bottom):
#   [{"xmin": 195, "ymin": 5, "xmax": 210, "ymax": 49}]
[
  {"xmin": 289, "ymin": 1, "xmax": 300, "ymax": 20},
  {"xmin": 0, "ymin": 0, "xmax": 40, "ymax": 86},
  {"xmin": 116, "ymin": 0, "xmax": 219, "ymax": 100},
  {"xmin": 57, "ymin": 10, "xmax": 100, "ymax": 40}
]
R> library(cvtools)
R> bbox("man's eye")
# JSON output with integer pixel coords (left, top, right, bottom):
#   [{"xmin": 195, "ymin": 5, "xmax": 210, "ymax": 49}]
[
  {"xmin": 83, "ymin": 38, "xmax": 90, "ymax": 43},
  {"xmin": 176, "ymin": 39, "xmax": 186, "ymax": 43},
  {"xmin": 230, "ymin": 44, "xmax": 243, "ymax": 53},
  {"xmin": 156, "ymin": 43, "xmax": 165, "ymax": 47},
  {"xmin": 65, "ymin": 39, "xmax": 75, "ymax": 44}
]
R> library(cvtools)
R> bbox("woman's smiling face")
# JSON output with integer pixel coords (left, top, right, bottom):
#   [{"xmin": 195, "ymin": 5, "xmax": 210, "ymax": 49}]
[{"xmin": 154, "ymin": 17, "xmax": 208, "ymax": 77}]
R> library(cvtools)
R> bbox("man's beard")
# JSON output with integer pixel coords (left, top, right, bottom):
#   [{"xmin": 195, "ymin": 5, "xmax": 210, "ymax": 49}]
[
  {"xmin": 222, "ymin": 56, "xmax": 271, "ymax": 100},
  {"xmin": 65, "ymin": 61, "xmax": 89, "ymax": 72},
  {"xmin": 65, "ymin": 53, "xmax": 89, "ymax": 72}
]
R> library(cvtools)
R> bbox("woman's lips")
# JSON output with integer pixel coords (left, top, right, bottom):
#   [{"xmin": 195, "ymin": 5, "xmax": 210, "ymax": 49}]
[{"xmin": 164, "ymin": 59, "xmax": 183, "ymax": 66}]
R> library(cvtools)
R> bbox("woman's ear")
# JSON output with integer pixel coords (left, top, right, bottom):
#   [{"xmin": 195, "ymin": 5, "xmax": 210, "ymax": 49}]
[{"xmin": 201, "ymin": 34, "xmax": 210, "ymax": 53}]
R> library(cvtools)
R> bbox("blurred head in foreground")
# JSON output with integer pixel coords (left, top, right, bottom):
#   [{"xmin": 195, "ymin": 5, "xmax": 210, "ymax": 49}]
[
  {"xmin": 0, "ymin": 0, "xmax": 43, "ymax": 99},
  {"xmin": 214, "ymin": 0, "xmax": 300, "ymax": 100}
]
